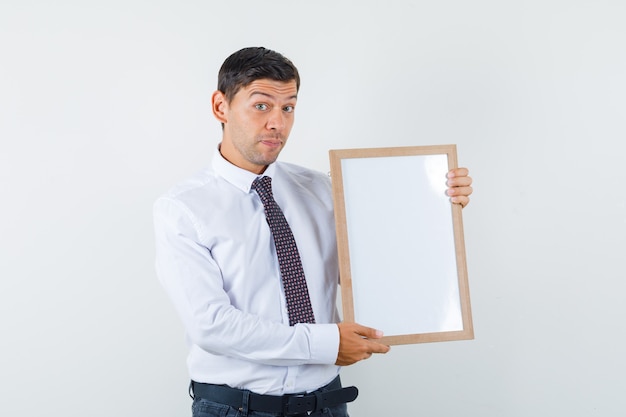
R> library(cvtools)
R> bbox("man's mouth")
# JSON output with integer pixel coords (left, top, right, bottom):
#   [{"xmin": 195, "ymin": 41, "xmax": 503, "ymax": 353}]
[{"xmin": 259, "ymin": 137, "xmax": 283, "ymax": 148}]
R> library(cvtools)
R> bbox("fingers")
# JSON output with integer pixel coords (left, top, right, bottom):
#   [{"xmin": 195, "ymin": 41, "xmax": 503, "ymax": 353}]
[
  {"xmin": 366, "ymin": 338, "xmax": 392, "ymax": 354},
  {"xmin": 447, "ymin": 186, "xmax": 473, "ymax": 208},
  {"xmin": 447, "ymin": 167, "xmax": 472, "ymax": 187},
  {"xmin": 447, "ymin": 167, "xmax": 469, "ymax": 178},
  {"xmin": 447, "ymin": 176, "xmax": 473, "ymax": 187},
  {"xmin": 352, "ymin": 323, "xmax": 384, "ymax": 339},
  {"xmin": 447, "ymin": 167, "xmax": 472, "ymax": 208},
  {"xmin": 450, "ymin": 195, "xmax": 470, "ymax": 208},
  {"xmin": 447, "ymin": 186, "xmax": 473, "ymax": 198}
]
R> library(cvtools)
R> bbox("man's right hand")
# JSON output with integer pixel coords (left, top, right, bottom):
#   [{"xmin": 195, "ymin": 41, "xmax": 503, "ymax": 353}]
[{"xmin": 335, "ymin": 322, "xmax": 391, "ymax": 366}]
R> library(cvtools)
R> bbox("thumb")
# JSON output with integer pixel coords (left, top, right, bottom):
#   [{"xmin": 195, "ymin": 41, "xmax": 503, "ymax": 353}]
[{"xmin": 355, "ymin": 325, "xmax": 384, "ymax": 339}]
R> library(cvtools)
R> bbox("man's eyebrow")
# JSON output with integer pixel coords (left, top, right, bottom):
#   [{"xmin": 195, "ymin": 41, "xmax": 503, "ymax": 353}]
[{"xmin": 249, "ymin": 91, "xmax": 298, "ymax": 101}]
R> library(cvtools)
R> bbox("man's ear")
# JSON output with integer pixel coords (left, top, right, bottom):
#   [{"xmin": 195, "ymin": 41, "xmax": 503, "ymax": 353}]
[{"xmin": 212, "ymin": 90, "xmax": 228, "ymax": 124}]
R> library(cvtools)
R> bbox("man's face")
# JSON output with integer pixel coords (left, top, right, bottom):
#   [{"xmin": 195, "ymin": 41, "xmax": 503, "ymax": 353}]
[{"xmin": 215, "ymin": 79, "xmax": 298, "ymax": 174}]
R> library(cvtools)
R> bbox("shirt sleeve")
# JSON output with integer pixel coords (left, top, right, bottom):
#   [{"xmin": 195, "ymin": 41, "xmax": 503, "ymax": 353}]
[{"xmin": 153, "ymin": 196, "xmax": 340, "ymax": 366}]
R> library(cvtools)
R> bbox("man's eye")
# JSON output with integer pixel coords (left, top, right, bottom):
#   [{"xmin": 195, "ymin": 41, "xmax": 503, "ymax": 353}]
[
  {"xmin": 283, "ymin": 105, "xmax": 294, "ymax": 113},
  {"xmin": 255, "ymin": 104, "xmax": 268, "ymax": 111}
]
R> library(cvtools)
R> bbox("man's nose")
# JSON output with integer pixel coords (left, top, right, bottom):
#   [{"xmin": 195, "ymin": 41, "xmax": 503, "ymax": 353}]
[{"xmin": 266, "ymin": 108, "xmax": 286, "ymax": 130}]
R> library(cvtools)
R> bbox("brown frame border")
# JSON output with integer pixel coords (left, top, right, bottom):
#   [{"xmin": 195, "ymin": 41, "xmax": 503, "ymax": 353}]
[{"xmin": 329, "ymin": 145, "xmax": 473, "ymax": 345}]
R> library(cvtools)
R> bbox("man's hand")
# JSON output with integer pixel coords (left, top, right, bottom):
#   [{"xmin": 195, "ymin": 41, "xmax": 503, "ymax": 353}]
[
  {"xmin": 446, "ymin": 167, "xmax": 473, "ymax": 208},
  {"xmin": 335, "ymin": 322, "xmax": 390, "ymax": 366}
]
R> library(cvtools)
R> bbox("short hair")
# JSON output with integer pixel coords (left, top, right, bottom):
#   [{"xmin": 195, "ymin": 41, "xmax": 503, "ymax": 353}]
[{"xmin": 217, "ymin": 47, "xmax": 300, "ymax": 102}]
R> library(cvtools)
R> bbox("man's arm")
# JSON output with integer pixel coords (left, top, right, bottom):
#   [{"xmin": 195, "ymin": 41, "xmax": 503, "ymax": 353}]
[{"xmin": 153, "ymin": 197, "xmax": 339, "ymax": 367}]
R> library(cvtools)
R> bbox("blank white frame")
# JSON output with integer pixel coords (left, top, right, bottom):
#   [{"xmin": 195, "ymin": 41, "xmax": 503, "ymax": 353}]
[{"xmin": 329, "ymin": 145, "xmax": 473, "ymax": 345}]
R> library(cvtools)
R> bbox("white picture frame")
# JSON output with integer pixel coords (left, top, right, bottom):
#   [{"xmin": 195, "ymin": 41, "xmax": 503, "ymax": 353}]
[{"xmin": 329, "ymin": 145, "xmax": 473, "ymax": 345}]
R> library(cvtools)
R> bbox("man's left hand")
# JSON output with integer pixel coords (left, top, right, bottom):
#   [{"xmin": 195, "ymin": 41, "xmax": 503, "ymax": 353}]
[{"xmin": 446, "ymin": 167, "xmax": 473, "ymax": 208}]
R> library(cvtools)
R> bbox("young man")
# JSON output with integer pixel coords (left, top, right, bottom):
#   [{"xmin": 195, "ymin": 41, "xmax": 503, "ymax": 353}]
[{"xmin": 154, "ymin": 47, "xmax": 473, "ymax": 417}]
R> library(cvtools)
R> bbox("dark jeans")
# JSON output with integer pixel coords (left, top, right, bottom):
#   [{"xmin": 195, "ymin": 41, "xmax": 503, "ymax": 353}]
[
  {"xmin": 190, "ymin": 377, "xmax": 350, "ymax": 417},
  {"xmin": 191, "ymin": 397, "xmax": 349, "ymax": 417}
]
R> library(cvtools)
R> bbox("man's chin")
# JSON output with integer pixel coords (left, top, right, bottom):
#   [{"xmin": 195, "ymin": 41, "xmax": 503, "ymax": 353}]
[{"xmin": 256, "ymin": 150, "xmax": 282, "ymax": 165}]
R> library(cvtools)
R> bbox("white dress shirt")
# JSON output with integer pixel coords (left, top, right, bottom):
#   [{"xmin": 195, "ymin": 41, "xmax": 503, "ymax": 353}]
[{"xmin": 153, "ymin": 149, "xmax": 341, "ymax": 395}]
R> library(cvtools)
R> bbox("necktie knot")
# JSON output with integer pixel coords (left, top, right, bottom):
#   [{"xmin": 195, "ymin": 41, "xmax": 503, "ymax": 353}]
[{"xmin": 251, "ymin": 176, "xmax": 273, "ymax": 205}]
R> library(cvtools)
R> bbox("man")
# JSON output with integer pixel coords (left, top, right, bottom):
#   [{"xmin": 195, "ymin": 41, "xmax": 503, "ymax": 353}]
[{"xmin": 154, "ymin": 47, "xmax": 473, "ymax": 417}]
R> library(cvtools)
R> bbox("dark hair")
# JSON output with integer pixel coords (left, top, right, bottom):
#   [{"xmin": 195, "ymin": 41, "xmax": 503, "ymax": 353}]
[{"xmin": 217, "ymin": 47, "xmax": 300, "ymax": 102}]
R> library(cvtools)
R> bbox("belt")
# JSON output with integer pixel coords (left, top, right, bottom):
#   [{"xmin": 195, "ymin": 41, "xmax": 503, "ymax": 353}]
[{"xmin": 190, "ymin": 376, "xmax": 358, "ymax": 415}]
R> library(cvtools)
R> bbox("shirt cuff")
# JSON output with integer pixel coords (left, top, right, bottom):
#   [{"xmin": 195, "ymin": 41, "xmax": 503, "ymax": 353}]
[{"xmin": 307, "ymin": 323, "xmax": 340, "ymax": 364}]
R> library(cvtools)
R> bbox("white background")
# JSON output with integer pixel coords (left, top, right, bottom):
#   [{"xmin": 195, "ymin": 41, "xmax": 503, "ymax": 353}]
[{"xmin": 1, "ymin": 1, "xmax": 625, "ymax": 416}]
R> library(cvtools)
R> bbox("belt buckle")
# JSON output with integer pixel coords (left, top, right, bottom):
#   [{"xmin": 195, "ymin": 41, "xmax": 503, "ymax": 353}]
[{"xmin": 284, "ymin": 393, "xmax": 315, "ymax": 416}]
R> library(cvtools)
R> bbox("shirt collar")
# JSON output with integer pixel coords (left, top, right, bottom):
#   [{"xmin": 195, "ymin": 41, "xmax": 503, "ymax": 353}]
[{"xmin": 212, "ymin": 144, "xmax": 277, "ymax": 193}]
